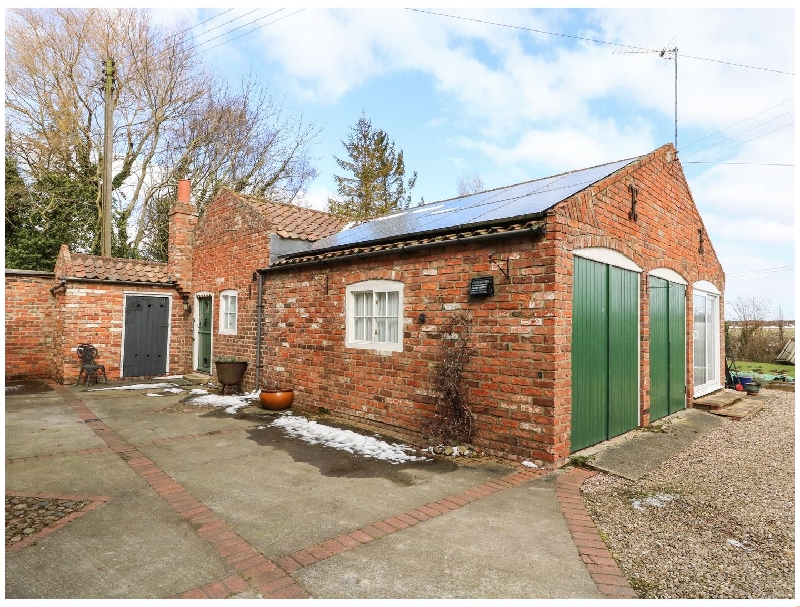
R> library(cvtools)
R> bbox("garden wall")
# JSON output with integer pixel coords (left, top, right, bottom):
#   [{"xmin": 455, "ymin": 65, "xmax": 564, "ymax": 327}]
[{"xmin": 4, "ymin": 270, "xmax": 56, "ymax": 379}]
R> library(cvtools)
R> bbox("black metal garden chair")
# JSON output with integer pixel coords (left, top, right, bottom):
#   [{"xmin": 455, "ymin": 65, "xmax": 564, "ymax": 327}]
[{"xmin": 75, "ymin": 344, "xmax": 107, "ymax": 387}]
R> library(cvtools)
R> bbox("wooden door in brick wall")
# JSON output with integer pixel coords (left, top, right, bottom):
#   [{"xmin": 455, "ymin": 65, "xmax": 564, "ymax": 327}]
[
  {"xmin": 196, "ymin": 296, "xmax": 213, "ymax": 373},
  {"xmin": 123, "ymin": 295, "xmax": 170, "ymax": 377},
  {"xmin": 571, "ymin": 256, "xmax": 639, "ymax": 452},
  {"xmin": 649, "ymin": 277, "xmax": 687, "ymax": 421}
]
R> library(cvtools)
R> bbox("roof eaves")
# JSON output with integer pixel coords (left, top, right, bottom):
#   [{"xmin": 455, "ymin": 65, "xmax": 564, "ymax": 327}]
[{"xmin": 262, "ymin": 218, "xmax": 545, "ymax": 271}]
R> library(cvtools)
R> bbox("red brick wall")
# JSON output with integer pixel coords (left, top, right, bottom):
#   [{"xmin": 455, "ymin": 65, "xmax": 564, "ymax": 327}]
[
  {"xmin": 191, "ymin": 190, "xmax": 273, "ymax": 387},
  {"xmin": 252, "ymin": 144, "xmax": 724, "ymax": 466},
  {"xmin": 55, "ymin": 283, "xmax": 188, "ymax": 382},
  {"xmin": 4, "ymin": 272, "xmax": 56, "ymax": 379},
  {"xmin": 259, "ymin": 235, "xmax": 558, "ymax": 466}
]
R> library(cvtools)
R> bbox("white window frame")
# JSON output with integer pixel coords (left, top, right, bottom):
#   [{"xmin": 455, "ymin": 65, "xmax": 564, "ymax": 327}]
[
  {"xmin": 692, "ymin": 281, "xmax": 722, "ymax": 398},
  {"xmin": 345, "ymin": 280, "xmax": 404, "ymax": 353},
  {"xmin": 219, "ymin": 289, "xmax": 238, "ymax": 335}
]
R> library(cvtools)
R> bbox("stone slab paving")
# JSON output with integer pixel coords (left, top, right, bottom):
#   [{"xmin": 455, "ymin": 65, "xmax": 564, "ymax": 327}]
[{"xmin": 5, "ymin": 379, "xmax": 615, "ymax": 599}]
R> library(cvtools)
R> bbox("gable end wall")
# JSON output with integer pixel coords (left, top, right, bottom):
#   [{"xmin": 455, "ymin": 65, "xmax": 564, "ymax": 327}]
[{"xmin": 550, "ymin": 144, "xmax": 726, "ymax": 457}]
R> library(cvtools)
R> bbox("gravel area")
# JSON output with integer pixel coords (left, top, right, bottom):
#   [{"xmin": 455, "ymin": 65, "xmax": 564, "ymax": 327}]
[
  {"xmin": 582, "ymin": 390, "xmax": 795, "ymax": 599},
  {"xmin": 6, "ymin": 496, "xmax": 90, "ymax": 546}
]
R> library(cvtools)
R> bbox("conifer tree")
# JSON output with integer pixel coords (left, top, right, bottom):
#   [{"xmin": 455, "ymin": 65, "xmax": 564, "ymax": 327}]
[{"xmin": 328, "ymin": 113, "xmax": 417, "ymax": 220}]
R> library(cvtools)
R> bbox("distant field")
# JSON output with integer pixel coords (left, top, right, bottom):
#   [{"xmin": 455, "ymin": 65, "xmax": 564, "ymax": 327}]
[{"xmin": 731, "ymin": 360, "xmax": 795, "ymax": 379}]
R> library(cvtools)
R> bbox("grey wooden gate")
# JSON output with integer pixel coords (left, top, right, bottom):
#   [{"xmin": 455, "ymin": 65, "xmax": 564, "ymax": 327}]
[{"xmin": 123, "ymin": 295, "xmax": 170, "ymax": 377}]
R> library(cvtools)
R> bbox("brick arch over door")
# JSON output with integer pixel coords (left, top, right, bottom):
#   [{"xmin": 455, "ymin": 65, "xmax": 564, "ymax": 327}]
[{"xmin": 570, "ymin": 248, "xmax": 640, "ymax": 452}]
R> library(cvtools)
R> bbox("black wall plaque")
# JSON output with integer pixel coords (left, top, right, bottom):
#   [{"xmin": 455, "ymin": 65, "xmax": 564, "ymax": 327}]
[{"xmin": 469, "ymin": 276, "xmax": 494, "ymax": 296}]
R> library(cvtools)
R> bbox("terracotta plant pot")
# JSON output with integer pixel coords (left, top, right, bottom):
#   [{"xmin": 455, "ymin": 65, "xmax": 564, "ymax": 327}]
[{"xmin": 259, "ymin": 389, "xmax": 294, "ymax": 411}]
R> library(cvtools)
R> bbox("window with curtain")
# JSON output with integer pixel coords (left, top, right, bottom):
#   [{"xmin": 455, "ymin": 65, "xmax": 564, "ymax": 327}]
[
  {"xmin": 219, "ymin": 290, "xmax": 238, "ymax": 335},
  {"xmin": 346, "ymin": 280, "xmax": 403, "ymax": 352}
]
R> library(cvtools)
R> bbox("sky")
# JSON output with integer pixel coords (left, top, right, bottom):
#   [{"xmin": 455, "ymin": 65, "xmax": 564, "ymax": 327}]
[{"xmin": 151, "ymin": 6, "xmax": 795, "ymax": 320}]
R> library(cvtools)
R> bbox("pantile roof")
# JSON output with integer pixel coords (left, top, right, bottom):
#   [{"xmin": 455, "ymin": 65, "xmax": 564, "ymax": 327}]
[
  {"xmin": 230, "ymin": 191, "xmax": 351, "ymax": 241},
  {"xmin": 66, "ymin": 252, "xmax": 172, "ymax": 284}
]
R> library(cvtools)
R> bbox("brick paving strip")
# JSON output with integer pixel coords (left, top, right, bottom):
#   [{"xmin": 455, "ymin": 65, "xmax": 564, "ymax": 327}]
[
  {"xmin": 42, "ymin": 381, "xmax": 309, "ymax": 599},
  {"xmin": 5, "ymin": 492, "xmax": 112, "ymax": 553},
  {"xmin": 554, "ymin": 468, "xmax": 638, "ymax": 599},
  {"xmin": 35, "ymin": 381, "xmax": 550, "ymax": 599}
]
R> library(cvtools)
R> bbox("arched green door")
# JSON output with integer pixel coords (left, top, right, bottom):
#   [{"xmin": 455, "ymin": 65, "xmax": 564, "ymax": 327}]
[
  {"xmin": 197, "ymin": 296, "xmax": 212, "ymax": 373},
  {"xmin": 571, "ymin": 257, "xmax": 639, "ymax": 452},
  {"xmin": 649, "ymin": 277, "xmax": 686, "ymax": 421}
]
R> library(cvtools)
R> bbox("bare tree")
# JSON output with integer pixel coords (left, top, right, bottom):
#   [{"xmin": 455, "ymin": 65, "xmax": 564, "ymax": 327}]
[
  {"xmin": 6, "ymin": 8, "xmax": 319, "ymax": 262},
  {"xmin": 730, "ymin": 296, "xmax": 772, "ymax": 361},
  {"xmin": 456, "ymin": 171, "xmax": 485, "ymax": 196}
]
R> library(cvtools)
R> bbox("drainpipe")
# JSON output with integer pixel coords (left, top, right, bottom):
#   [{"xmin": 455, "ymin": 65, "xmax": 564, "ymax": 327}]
[{"xmin": 254, "ymin": 271, "xmax": 264, "ymax": 390}]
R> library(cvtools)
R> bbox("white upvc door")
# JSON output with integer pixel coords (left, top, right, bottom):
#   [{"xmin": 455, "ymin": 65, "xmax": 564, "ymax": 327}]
[{"xmin": 693, "ymin": 289, "xmax": 721, "ymax": 397}]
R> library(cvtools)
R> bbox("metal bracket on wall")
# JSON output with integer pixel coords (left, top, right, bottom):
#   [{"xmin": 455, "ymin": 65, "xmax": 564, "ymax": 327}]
[
  {"xmin": 311, "ymin": 273, "xmax": 329, "ymax": 294},
  {"xmin": 489, "ymin": 253, "xmax": 510, "ymax": 282},
  {"xmin": 628, "ymin": 183, "xmax": 639, "ymax": 221}
]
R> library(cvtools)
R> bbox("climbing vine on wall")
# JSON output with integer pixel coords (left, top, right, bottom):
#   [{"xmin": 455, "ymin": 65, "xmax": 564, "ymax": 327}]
[{"xmin": 429, "ymin": 313, "xmax": 475, "ymax": 443}]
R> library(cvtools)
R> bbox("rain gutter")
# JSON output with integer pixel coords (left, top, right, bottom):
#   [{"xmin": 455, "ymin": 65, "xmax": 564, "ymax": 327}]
[
  {"xmin": 55, "ymin": 277, "xmax": 177, "ymax": 288},
  {"xmin": 256, "ymin": 220, "xmax": 546, "ymax": 275}
]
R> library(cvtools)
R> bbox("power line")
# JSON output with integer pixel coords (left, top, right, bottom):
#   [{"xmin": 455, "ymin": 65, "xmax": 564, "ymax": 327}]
[
  {"xmin": 682, "ymin": 98, "xmax": 794, "ymax": 150},
  {"xmin": 199, "ymin": 9, "xmax": 305, "ymax": 54},
  {"xmin": 683, "ymin": 162, "xmax": 794, "ymax": 166},
  {"xmin": 189, "ymin": 8, "xmax": 277, "ymax": 48},
  {"xmin": 692, "ymin": 122, "xmax": 794, "ymax": 163},
  {"xmin": 407, "ymin": 8, "xmax": 795, "ymax": 76},
  {"xmin": 124, "ymin": 9, "xmax": 287, "ymax": 84},
  {"xmin": 728, "ymin": 265, "xmax": 794, "ymax": 277},
  {"xmin": 123, "ymin": 9, "xmax": 264, "ymax": 84},
  {"xmin": 682, "ymin": 110, "xmax": 794, "ymax": 157},
  {"xmin": 163, "ymin": 8, "xmax": 235, "ymax": 44}
]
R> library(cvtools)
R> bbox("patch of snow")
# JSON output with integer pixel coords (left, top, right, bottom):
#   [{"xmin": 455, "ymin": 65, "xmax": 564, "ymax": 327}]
[
  {"xmin": 162, "ymin": 388, "xmax": 185, "ymax": 394},
  {"xmin": 159, "ymin": 375, "xmax": 185, "ymax": 379},
  {"xmin": 726, "ymin": 538, "xmax": 752, "ymax": 551},
  {"xmin": 189, "ymin": 388, "xmax": 209, "ymax": 395},
  {"xmin": 270, "ymin": 414, "xmax": 428, "ymax": 464},
  {"xmin": 186, "ymin": 391, "xmax": 258, "ymax": 414},
  {"xmin": 146, "ymin": 393, "xmax": 163, "ymax": 397},
  {"xmin": 521, "ymin": 460, "xmax": 538, "ymax": 468},
  {"xmin": 5, "ymin": 385, "xmax": 23, "ymax": 392},
  {"xmin": 632, "ymin": 493, "xmax": 679, "ymax": 510},
  {"xmin": 88, "ymin": 382, "xmax": 179, "ymax": 392}
]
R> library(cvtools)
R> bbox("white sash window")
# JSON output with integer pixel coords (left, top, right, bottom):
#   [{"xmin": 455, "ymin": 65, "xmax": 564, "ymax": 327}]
[{"xmin": 346, "ymin": 280, "xmax": 403, "ymax": 352}]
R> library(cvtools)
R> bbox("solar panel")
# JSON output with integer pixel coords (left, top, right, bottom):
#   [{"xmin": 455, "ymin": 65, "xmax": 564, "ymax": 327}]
[{"xmin": 303, "ymin": 156, "xmax": 637, "ymax": 254}]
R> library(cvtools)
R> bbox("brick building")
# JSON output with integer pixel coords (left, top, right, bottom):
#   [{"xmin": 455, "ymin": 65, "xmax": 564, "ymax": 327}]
[{"xmin": 5, "ymin": 143, "xmax": 725, "ymax": 465}]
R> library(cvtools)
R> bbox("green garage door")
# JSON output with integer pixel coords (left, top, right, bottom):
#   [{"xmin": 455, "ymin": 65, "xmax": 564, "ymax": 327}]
[
  {"xmin": 571, "ymin": 256, "xmax": 639, "ymax": 452},
  {"xmin": 649, "ymin": 276, "xmax": 686, "ymax": 421}
]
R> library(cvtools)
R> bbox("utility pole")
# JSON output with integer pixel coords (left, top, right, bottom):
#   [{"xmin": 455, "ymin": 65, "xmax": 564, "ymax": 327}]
[
  {"xmin": 615, "ymin": 46, "xmax": 679, "ymax": 150},
  {"xmin": 659, "ymin": 47, "xmax": 678, "ymax": 150},
  {"xmin": 101, "ymin": 58, "xmax": 115, "ymax": 257}
]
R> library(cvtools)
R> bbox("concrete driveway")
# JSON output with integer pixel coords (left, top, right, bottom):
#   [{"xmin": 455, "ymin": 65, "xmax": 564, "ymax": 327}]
[{"xmin": 5, "ymin": 379, "xmax": 612, "ymax": 599}]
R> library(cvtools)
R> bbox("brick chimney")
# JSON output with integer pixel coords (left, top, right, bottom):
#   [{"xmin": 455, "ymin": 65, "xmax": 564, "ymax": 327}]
[{"xmin": 168, "ymin": 179, "xmax": 198, "ymax": 294}]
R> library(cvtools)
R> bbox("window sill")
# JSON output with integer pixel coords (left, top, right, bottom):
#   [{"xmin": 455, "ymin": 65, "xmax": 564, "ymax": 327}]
[{"xmin": 345, "ymin": 341, "xmax": 402, "ymax": 354}]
